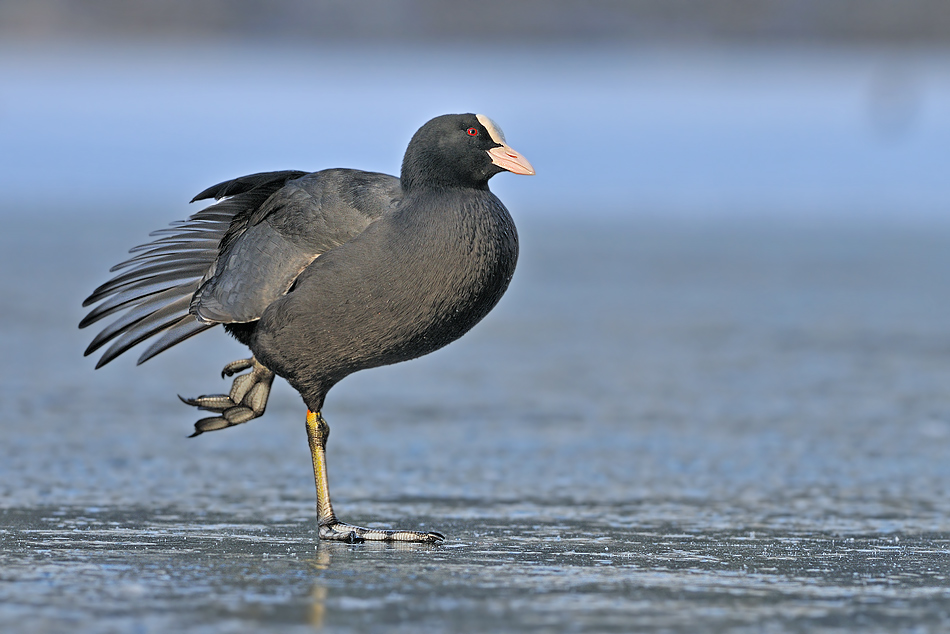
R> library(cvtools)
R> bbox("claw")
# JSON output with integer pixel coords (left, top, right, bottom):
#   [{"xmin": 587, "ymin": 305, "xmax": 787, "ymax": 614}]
[{"xmin": 182, "ymin": 357, "xmax": 275, "ymax": 436}]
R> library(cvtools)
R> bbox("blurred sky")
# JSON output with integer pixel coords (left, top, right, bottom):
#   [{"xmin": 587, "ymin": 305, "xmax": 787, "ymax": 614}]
[{"xmin": 0, "ymin": 0, "xmax": 948, "ymax": 219}]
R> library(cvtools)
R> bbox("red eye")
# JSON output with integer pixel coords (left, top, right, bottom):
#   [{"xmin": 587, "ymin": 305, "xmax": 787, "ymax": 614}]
[{"xmin": 466, "ymin": 127, "xmax": 479, "ymax": 136}]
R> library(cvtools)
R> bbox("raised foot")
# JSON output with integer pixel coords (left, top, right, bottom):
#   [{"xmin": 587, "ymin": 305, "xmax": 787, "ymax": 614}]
[
  {"xmin": 179, "ymin": 357, "xmax": 275, "ymax": 436},
  {"xmin": 319, "ymin": 521, "xmax": 445, "ymax": 544}
]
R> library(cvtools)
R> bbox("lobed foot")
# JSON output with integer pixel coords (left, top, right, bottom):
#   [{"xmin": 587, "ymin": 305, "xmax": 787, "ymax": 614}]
[
  {"xmin": 180, "ymin": 357, "xmax": 275, "ymax": 436},
  {"xmin": 319, "ymin": 521, "xmax": 445, "ymax": 544}
]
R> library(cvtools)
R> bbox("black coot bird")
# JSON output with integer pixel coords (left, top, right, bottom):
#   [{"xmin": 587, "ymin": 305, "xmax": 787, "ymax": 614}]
[{"xmin": 81, "ymin": 114, "xmax": 534, "ymax": 543}]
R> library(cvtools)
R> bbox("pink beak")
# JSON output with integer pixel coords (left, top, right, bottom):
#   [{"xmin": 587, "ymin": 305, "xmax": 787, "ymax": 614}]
[{"xmin": 488, "ymin": 144, "xmax": 535, "ymax": 176}]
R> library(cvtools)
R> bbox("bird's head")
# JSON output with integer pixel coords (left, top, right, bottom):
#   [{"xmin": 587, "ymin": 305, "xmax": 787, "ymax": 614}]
[{"xmin": 400, "ymin": 113, "xmax": 534, "ymax": 191}]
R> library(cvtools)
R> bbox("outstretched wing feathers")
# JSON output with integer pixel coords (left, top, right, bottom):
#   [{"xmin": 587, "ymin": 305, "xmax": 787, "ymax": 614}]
[
  {"xmin": 79, "ymin": 280, "xmax": 194, "ymax": 329},
  {"xmin": 109, "ymin": 249, "xmax": 213, "ymax": 274},
  {"xmin": 83, "ymin": 268, "xmax": 211, "ymax": 309},
  {"xmin": 127, "ymin": 238, "xmax": 220, "ymax": 255},
  {"xmin": 93, "ymin": 295, "xmax": 197, "ymax": 369},
  {"xmin": 135, "ymin": 317, "xmax": 215, "ymax": 366},
  {"xmin": 81, "ymin": 170, "xmax": 307, "ymax": 367},
  {"xmin": 86, "ymin": 287, "xmax": 195, "ymax": 358}
]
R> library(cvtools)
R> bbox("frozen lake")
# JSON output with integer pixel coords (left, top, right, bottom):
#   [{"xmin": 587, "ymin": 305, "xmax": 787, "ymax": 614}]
[
  {"xmin": 2, "ymin": 43, "xmax": 950, "ymax": 632},
  {"xmin": 4, "ymin": 209, "xmax": 950, "ymax": 631}
]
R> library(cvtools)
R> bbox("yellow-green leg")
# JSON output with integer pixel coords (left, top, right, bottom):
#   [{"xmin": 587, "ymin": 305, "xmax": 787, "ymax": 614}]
[{"xmin": 306, "ymin": 410, "xmax": 445, "ymax": 543}]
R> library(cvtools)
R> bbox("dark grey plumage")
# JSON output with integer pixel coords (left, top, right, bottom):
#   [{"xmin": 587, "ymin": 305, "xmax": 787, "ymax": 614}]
[
  {"xmin": 82, "ymin": 115, "xmax": 527, "ymax": 395},
  {"xmin": 251, "ymin": 184, "xmax": 518, "ymax": 412},
  {"xmin": 81, "ymin": 113, "xmax": 534, "ymax": 543}
]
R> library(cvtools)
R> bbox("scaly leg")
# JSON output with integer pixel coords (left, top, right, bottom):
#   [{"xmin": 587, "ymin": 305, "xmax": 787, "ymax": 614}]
[
  {"xmin": 180, "ymin": 357, "xmax": 275, "ymax": 436},
  {"xmin": 306, "ymin": 410, "xmax": 445, "ymax": 544}
]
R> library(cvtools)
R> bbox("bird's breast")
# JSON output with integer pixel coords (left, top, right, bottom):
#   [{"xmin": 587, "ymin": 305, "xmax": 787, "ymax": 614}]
[{"xmin": 382, "ymin": 195, "xmax": 518, "ymax": 350}]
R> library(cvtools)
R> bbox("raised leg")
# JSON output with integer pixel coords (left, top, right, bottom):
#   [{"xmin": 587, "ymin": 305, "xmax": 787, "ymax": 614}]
[
  {"xmin": 306, "ymin": 410, "xmax": 445, "ymax": 544},
  {"xmin": 180, "ymin": 357, "xmax": 275, "ymax": 436}
]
